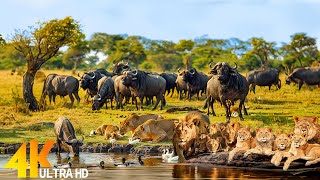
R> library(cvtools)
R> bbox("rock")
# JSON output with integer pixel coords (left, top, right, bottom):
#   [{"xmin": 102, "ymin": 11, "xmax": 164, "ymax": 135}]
[
  {"xmin": 6, "ymin": 146, "xmax": 15, "ymax": 154},
  {"xmin": 108, "ymin": 145, "xmax": 123, "ymax": 153}
]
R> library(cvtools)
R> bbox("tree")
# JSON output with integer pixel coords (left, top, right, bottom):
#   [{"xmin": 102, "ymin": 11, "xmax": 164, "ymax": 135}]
[
  {"xmin": 11, "ymin": 16, "xmax": 84, "ymax": 111},
  {"xmin": 62, "ymin": 40, "xmax": 89, "ymax": 70},
  {"xmin": 0, "ymin": 43, "xmax": 26, "ymax": 69},
  {"xmin": 282, "ymin": 33, "xmax": 318, "ymax": 67},
  {"xmin": 175, "ymin": 39, "xmax": 195, "ymax": 69},
  {"xmin": 88, "ymin": 33, "xmax": 125, "ymax": 55},
  {"xmin": 149, "ymin": 53, "xmax": 182, "ymax": 72},
  {"xmin": 111, "ymin": 36, "xmax": 146, "ymax": 68},
  {"xmin": 245, "ymin": 37, "xmax": 277, "ymax": 69},
  {"xmin": 0, "ymin": 34, "xmax": 5, "ymax": 45}
]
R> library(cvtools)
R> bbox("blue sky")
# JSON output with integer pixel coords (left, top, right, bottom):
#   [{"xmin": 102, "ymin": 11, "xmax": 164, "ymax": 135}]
[{"xmin": 1, "ymin": 0, "xmax": 320, "ymax": 45}]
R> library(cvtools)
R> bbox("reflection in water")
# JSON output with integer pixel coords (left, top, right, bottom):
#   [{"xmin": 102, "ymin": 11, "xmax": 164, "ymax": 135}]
[{"xmin": 0, "ymin": 153, "xmax": 319, "ymax": 179}]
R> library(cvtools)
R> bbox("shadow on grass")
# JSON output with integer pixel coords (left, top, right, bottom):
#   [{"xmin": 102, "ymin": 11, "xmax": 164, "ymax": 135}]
[
  {"xmin": 246, "ymin": 112, "xmax": 294, "ymax": 126},
  {"xmin": 0, "ymin": 129, "xmax": 25, "ymax": 139}
]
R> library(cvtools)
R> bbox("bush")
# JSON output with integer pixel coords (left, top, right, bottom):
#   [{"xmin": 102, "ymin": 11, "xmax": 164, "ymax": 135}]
[{"xmin": 35, "ymin": 71, "xmax": 46, "ymax": 82}]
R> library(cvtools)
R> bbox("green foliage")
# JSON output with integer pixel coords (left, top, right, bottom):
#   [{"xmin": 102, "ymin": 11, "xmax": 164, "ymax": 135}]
[
  {"xmin": 244, "ymin": 37, "xmax": 277, "ymax": 69},
  {"xmin": 0, "ymin": 43, "xmax": 26, "ymax": 69},
  {"xmin": 11, "ymin": 16, "xmax": 84, "ymax": 72},
  {"xmin": 139, "ymin": 61, "xmax": 155, "ymax": 71},
  {"xmin": 63, "ymin": 40, "xmax": 89, "ymax": 70},
  {"xmin": 0, "ymin": 34, "xmax": 5, "ymax": 46},
  {"xmin": 281, "ymin": 33, "xmax": 318, "ymax": 68},
  {"xmin": 149, "ymin": 53, "xmax": 183, "ymax": 72},
  {"xmin": 175, "ymin": 39, "xmax": 195, "ymax": 53}
]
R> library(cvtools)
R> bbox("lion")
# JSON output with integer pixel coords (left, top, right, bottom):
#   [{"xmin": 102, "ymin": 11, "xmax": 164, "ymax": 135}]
[
  {"xmin": 119, "ymin": 113, "xmax": 163, "ymax": 135},
  {"xmin": 95, "ymin": 124, "xmax": 109, "ymax": 135},
  {"xmin": 270, "ymin": 134, "xmax": 292, "ymax": 166},
  {"xmin": 104, "ymin": 125, "xmax": 120, "ymax": 140},
  {"xmin": 293, "ymin": 116, "xmax": 320, "ymax": 143},
  {"xmin": 282, "ymin": 133, "xmax": 320, "ymax": 171},
  {"xmin": 179, "ymin": 111, "xmax": 211, "ymax": 153},
  {"xmin": 243, "ymin": 127, "xmax": 275, "ymax": 158},
  {"xmin": 220, "ymin": 120, "xmax": 241, "ymax": 151},
  {"xmin": 172, "ymin": 121, "xmax": 197, "ymax": 162},
  {"xmin": 206, "ymin": 136, "xmax": 224, "ymax": 154},
  {"xmin": 131, "ymin": 118, "xmax": 177, "ymax": 143},
  {"xmin": 228, "ymin": 127, "xmax": 255, "ymax": 163}
]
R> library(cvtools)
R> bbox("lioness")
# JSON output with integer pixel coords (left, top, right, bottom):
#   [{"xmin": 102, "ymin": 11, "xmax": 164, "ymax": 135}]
[
  {"xmin": 132, "ymin": 118, "xmax": 177, "ymax": 143},
  {"xmin": 119, "ymin": 113, "xmax": 163, "ymax": 135},
  {"xmin": 228, "ymin": 127, "xmax": 255, "ymax": 163},
  {"xmin": 172, "ymin": 121, "xmax": 197, "ymax": 162},
  {"xmin": 271, "ymin": 134, "xmax": 292, "ymax": 166},
  {"xmin": 95, "ymin": 124, "xmax": 109, "ymax": 135},
  {"xmin": 293, "ymin": 116, "xmax": 320, "ymax": 143},
  {"xmin": 282, "ymin": 133, "xmax": 320, "ymax": 171},
  {"xmin": 104, "ymin": 125, "xmax": 120, "ymax": 140},
  {"xmin": 206, "ymin": 136, "xmax": 224, "ymax": 154},
  {"xmin": 244, "ymin": 128, "xmax": 274, "ymax": 158}
]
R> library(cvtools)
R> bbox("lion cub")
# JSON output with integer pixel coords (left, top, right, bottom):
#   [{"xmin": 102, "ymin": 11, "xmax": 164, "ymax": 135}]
[
  {"xmin": 228, "ymin": 127, "xmax": 255, "ymax": 163},
  {"xmin": 293, "ymin": 116, "xmax": 320, "ymax": 144},
  {"xmin": 271, "ymin": 134, "xmax": 292, "ymax": 166},
  {"xmin": 282, "ymin": 133, "xmax": 320, "ymax": 171},
  {"xmin": 244, "ymin": 128, "xmax": 275, "ymax": 158}
]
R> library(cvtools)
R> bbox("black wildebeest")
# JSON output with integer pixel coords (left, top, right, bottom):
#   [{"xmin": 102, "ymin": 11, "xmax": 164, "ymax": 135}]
[
  {"xmin": 40, "ymin": 74, "xmax": 80, "ymax": 106},
  {"xmin": 114, "ymin": 75, "xmax": 132, "ymax": 109},
  {"xmin": 92, "ymin": 77, "xmax": 115, "ymax": 110},
  {"xmin": 180, "ymin": 68, "xmax": 209, "ymax": 101},
  {"xmin": 122, "ymin": 70, "xmax": 166, "ymax": 110},
  {"xmin": 160, "ymin": 72, "xmax": 178, "ymax": 97},
  {"xmin": 286, "ymin": 66, "xmax": 320, "ymax": 90},
  {"xmin": 176, "ymin": 68, "xmax": 188, "ymax": 99},
  {"xmin": 54, "ymin": 116, "xmax": 84, "ymax": 156},
  {"xmin": 246, "ymin": 68, "xmax": 281, "ymax": 94},
  {"xmin": 78, "ymin": 71, "xmax": 104, "ymax": 97},
  {"xmin": 206, "ymin": 62, "xmax": 249, "ymax": 121}
]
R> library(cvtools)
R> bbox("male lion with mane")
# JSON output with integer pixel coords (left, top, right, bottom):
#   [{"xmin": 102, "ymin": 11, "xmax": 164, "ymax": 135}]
[{"xmin": 293, "ymin": 116, "xmax": 320, "ymax": 143}]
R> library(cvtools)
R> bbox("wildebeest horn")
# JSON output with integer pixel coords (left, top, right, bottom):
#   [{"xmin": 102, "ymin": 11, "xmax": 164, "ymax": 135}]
[
  {"xmin": 233, "ymin": 62, "xmax": 238, "ymax": 70},
  {"xmin": 189, "ymin": 68, "xmax": 195, "ymax": 75},
  {"xmin": 89, "ymin": 73, "xmax": 95, "ymax": 79},
  {"xmin": 209, "ymin": 62, "xmax": 214, "ymax": 69},
  {"xmin": 92, "ymin": 94, "xmax": 101, "ymax": 101},
  {"xmin": 131, "ymin": 69, "xmax": 138, "ymax": 76},
  {"xmin": 177, "ymin": 67, "xmax": 181, "ymax": 73},
  {"xmin": 68, "ymin": 139, "xmax": 77, "ymax": 144}
]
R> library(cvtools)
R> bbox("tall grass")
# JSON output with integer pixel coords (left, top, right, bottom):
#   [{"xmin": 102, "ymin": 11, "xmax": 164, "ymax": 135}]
[{"xmin": 0, "ymin": 70, "xmax": 319, "ymax": 144}]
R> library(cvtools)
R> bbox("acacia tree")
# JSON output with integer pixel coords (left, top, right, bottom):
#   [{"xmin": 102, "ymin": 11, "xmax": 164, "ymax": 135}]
[
  {"xmin": 175, "ymin": 39, "xmax": 195, "ymax": 69},
  {"xmin": 62, "ymin": 40, "xmax": 89, "ymax": 70},
  {"xmin": 11, "ymin": 16, "xmax": 84, "ymax": 111},
  {"xmin": 246, "ymin": 37, "xmax": 277, "ymax": 69}
]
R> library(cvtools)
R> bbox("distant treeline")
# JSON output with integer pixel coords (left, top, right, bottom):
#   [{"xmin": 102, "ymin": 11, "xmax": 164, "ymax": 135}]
[{"xmin": 0, "ymin": 32, "xmax": 319, "ymax": 73}]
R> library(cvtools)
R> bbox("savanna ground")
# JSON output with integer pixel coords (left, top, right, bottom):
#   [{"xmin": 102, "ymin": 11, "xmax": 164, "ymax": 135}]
[{"xmin": 0, "ymin": 70, "xmax": 319, "ymax": 146}]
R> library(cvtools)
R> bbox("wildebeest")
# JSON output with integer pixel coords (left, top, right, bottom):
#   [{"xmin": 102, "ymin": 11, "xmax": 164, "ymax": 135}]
[
  {"xmin": 96, "ymin": 68, "xmax": 115, "ymax": 77},
  {"xmin": 176, "ymin": 69, "xmax": 188, "ymax": 99},
  {"xmin": 40, "ymin": 74, "xmax": 80, "ymax": 106},
  {"xmin": 180, "ymin": 68, "xmax": 209, "ymax": 100},
  {"xmin": 114, "ymin": 75, "xmax": 132, "ymax": 109},
  {"xmin": 92, "ymin": 77, "xmax": 115, "ymax": 110},
  {"xmin": 160, "ymin": 72, "xmax": 178, "ymax": 97},
  {"xmin": 206, "ymin": 62, "xmax": 249, "ymax": 121},
  {"xmin": 246, "ymin": 68, "xmax": 281, "ymax": 94},
  {"xmin": 113, "ymin": 61, "xmax": 130, "ymax": 75},
  {"xmin": 122, "ymin": 70, "xmax": 166, "ymax": 110},
  {"xmin": 285, "ymin": 67, "xmax": 320, "ymax": 90},
  {"xmin": 54, "ymin": 116, "xmax": 84, "ymax": 156},
  {"xmin": 78, "ymin": 71, "xmax": 104, "ymax": 97}
]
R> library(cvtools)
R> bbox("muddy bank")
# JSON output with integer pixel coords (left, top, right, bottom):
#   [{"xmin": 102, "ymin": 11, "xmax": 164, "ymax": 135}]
[
  {"xmin": 186, "ymin": 151, "xmax": 320, "ymax": 172},
  {"xmin": 0, "ymin": 142, "xmax": 173, "ymax": 155}
]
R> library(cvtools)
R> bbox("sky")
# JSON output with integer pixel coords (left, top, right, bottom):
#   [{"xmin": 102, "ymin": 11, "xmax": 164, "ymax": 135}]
[{"xmin": 1, "ymin": 0, "xmax": 320, "ymax": 45}]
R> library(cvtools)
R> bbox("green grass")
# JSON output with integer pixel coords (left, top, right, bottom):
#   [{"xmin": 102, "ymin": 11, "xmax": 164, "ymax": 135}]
[{"xmin": 0, "ymin": 70, "xmax": 319, "ymax": 145}]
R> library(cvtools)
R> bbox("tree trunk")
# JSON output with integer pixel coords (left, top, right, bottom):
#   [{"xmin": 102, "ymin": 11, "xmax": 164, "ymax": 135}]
[{"xmin": 23, "ymin": 71, "xmax": 38, "ymax": 111}]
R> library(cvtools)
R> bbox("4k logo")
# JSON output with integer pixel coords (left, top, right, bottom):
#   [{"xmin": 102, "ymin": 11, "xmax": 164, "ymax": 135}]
[{"xmin": 5, "ymin": 140, "xmax": 55, "ymax": 178}]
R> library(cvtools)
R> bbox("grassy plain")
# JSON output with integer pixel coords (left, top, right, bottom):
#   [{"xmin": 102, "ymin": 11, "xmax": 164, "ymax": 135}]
[{"xmin": 0, "ymin": 69, "xmax": 319, "ymax": 145}]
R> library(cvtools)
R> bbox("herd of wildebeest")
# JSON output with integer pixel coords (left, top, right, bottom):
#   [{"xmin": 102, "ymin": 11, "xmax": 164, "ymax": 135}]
[{"xmin": 46, "ymin": 61, "xmax": 320, "ymax": 170}]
